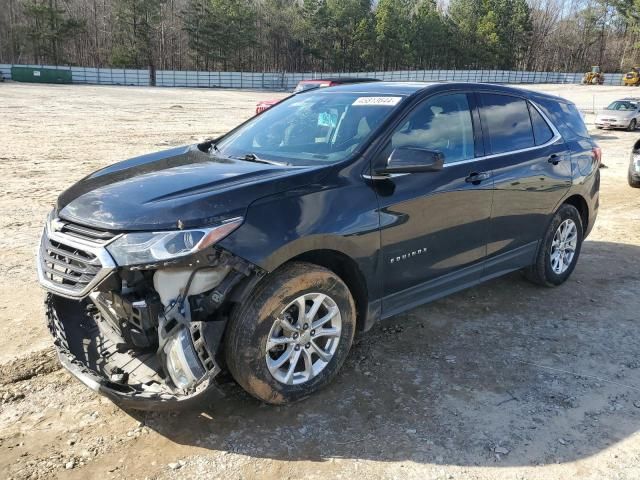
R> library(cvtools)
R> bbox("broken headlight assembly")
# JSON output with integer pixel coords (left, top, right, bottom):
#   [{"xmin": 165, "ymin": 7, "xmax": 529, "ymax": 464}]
[
  {"xmin": 105, "ymin": 217, "xmax": 243, "ymax": 265},
  {"xmin": 163, "ymin": 328, "xmax": 207, "ymax": 389}
]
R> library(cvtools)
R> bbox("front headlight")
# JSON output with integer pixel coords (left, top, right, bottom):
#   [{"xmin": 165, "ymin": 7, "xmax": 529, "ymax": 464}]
[{"xmin": 106, "ymin": 217, "xmax": 242, "ymax": 266}]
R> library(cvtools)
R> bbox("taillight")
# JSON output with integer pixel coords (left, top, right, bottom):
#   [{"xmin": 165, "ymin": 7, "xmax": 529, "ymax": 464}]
[{"xmin": 592, "ymin": 146, "xmax": 602, "ymax": 167}]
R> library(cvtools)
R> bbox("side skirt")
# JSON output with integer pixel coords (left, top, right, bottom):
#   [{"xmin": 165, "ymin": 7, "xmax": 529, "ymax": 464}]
[{"xmin": 377, "ymin": 242, "xmax": 538, "ymax": 321}]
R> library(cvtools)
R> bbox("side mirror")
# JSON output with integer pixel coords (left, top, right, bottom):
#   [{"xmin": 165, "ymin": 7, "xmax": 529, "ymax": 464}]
[{"xmin": 376, "ymin": 147, "xmax": 444, "ymax": 174}]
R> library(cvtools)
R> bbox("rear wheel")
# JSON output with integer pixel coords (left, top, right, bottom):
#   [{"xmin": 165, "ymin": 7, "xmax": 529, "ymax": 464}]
[
  {"xmin": 224, "ymin": 262, "xmax": 356, "ymax": 404},
  {"xmin": 525, "ymin": 204, "xmax": 584, "ymax": 287}
]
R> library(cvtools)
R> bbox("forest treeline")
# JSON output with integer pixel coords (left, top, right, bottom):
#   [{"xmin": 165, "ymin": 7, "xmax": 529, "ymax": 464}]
[{"xmin": 2, "ymin": 0, "xmax": 640, "ymax": 73}]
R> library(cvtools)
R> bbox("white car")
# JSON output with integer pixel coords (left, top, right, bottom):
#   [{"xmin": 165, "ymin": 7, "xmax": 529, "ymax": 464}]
[{"xmin": 595, "ymin": 98, "xmax": 640, "ymax": 130}]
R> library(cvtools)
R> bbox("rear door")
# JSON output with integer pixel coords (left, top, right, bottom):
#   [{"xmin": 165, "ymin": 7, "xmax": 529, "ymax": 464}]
[
  {"xmin": 374, "ymin": 91, "xmax": 494, "ymax": 315},
  {"xmin": 476, "ymin": 92, "xmax": 572, "ymax": 276}
]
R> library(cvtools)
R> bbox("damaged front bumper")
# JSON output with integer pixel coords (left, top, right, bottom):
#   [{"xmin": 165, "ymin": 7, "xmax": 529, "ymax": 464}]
[
  {"xmin": 37, "ymin": 215, "xmax": 262, "ymax": 409},
  {"xmin": 45, "ymin": 294, "xmax": 223, "ymax": 409}
]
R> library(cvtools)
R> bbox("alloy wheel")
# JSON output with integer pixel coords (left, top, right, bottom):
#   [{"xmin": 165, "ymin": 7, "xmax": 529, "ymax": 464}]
[
  {"xmin": 550, "ymin": 219, "xmax": 578, "ymax": 275},
  {"xmin": 265, "ymin": 293, "xmax": 342, "ymax": 385}
]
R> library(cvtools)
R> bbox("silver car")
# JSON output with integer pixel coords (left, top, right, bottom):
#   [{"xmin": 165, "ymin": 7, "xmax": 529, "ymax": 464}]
[{"xmin": 595, "ymin": 98, "xmax": 640, "ymax": 130}]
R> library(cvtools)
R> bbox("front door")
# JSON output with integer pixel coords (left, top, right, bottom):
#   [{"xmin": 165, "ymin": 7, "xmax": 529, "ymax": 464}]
[{"xmin": 372, "ymin": 92, "xmax": 494, "ymax": 316}]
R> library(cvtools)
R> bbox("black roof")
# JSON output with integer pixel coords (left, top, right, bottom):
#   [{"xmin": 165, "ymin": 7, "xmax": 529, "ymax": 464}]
[
  {"xmin": 305, "ymin": 77, "xmax": 381, "ymax": 84},
  {"xmin": 317, "ymin": 81, "xmax": 573, "ymax": 105}
]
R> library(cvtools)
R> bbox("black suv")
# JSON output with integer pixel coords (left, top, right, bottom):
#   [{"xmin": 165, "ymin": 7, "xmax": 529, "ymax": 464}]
[{"xmin": 38, "ymin": 82, "xmax": 600, "ymax": 409}]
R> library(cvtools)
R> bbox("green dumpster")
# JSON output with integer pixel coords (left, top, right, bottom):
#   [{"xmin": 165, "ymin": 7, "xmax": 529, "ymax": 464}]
[{"xmin": 11, "ymin": 66, "xmax": 72, "ymax": 84}]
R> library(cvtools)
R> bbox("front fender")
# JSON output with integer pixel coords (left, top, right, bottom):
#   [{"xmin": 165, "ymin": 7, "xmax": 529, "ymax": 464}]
[{"xmin": 218, "ymin": 179, "xmax": 382, "ymax": 300}]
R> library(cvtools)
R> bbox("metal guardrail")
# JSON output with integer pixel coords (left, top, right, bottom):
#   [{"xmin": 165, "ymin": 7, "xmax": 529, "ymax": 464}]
[{"xmin": 0, "ymin": 64, "xmax": 627, "ymax": 89}]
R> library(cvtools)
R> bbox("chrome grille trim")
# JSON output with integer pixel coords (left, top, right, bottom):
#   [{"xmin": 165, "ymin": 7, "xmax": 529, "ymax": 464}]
[
  {"xmin": 59, "ymin": 222, "xmax": 117, "ymax": 242},
  {"xmin": 37, "ymin": 216, "xmax": 120, "ymax": 299}
]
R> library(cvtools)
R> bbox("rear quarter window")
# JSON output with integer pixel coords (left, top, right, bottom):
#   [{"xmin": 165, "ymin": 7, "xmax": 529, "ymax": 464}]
[
  {"xmin": 534, "ymin": 98, "xmax": 589, "ymax": 140},
  {"xmin": 528, "ymin": 103, "xmax": 554, "ymax": 145}
]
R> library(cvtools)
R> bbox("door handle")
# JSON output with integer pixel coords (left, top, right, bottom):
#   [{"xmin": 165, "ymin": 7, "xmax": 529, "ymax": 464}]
[
  {"xmin": 465, "ymin": 171, "xmax": 491, "ymax": 184},
  {"xmin": 548, "ymin": 154, "xmax": 561, "ymax": 165}
]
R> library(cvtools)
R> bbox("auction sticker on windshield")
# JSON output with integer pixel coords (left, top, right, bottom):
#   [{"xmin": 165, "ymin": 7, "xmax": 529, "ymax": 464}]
[{"xmin": 353, "ymin": 96, "xmax": 402, "ymax": 106}]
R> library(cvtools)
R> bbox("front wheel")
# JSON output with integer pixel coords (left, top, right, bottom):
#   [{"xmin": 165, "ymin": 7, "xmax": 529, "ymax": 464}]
[
  {"xmin": 524, "ymin": 204, "xmax": 584, "ymax": 287},
  {"xmin": 629, "ymin": 119, "xmax": 638, "ymax": 131},
  {"xmin": 224, "ymin": 262, "xmax": 356, "ymax": 404}
]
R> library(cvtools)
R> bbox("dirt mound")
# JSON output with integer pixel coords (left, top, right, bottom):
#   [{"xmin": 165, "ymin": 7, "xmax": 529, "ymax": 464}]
[{"xmin": 0, "ymin": 347, "xmax": 60, "ymax": 385}]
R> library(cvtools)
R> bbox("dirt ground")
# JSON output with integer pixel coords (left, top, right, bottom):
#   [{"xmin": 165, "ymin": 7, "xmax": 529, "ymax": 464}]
[{"xmin": 1, "ymin": 82, "xmax": 640, "ymax": 480}]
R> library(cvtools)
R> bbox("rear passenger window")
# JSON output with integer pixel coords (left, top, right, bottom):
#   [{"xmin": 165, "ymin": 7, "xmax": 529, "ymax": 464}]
[
  {"xmin": 479, "ymin": 93, "xmax": 534, "ymax": 154},
  {"xmin": 529, "ymin": 103, "xmax": 554, "ymax": 145}
]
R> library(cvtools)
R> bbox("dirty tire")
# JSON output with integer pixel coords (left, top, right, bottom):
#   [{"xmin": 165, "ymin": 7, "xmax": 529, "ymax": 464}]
[
  {"xmin": 524, "ymin": 204, "xmax": 584, "ymax": 287},
  {"xmin": 628, "ymin": 119, "xmax": 637, "ymax": 131},
  {"xmin": 224, "ymin": 262, "xmax": 356, "ymax": 404}
]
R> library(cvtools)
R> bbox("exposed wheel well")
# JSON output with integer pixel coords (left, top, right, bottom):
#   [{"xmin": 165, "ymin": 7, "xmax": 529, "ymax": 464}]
[
  {"xmin": 291, "ymin": 250, "xmax": 369, "ymax": 332},
  {"xmin": 563, "ymin": 195, "xmax": 589, "ymax": 232}
]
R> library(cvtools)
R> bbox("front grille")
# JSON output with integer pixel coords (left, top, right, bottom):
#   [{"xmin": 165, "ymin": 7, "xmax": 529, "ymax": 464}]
[
  {"xmin": 41, "ymin": 237, "xmax": 102, "ymax": 293},
  {"xmin": 38, "ymin": 218, "xmax": 118, "ymax": 298}
]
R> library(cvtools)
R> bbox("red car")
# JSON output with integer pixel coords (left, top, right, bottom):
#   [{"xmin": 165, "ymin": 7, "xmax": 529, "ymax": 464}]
[{"xmin": 255, "ymin": 77, "xmax": 380, "ymax": 114}]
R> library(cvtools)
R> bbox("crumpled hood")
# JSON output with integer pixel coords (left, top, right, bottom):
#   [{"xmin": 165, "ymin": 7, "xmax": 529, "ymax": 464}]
[{"xmin": 57, "ymin": 145, "xmax": 321, "ymax": 231}]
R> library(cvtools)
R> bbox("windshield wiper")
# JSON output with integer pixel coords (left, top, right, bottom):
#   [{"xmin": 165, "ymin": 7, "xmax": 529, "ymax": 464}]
[{"xmin": 235, "ymin": 153, "xmax": 290, "ymax": 166}]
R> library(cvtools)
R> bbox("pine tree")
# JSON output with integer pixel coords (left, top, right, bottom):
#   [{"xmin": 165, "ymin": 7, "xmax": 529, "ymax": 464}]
[
  {"xmin": 21, "ymin": 0, "xmax": 85, "ymax": 65},
  {"xmin": 111, "ymin": 0, "xmax": 164, "ymax": 83},
  {"xmin": 182, "ymin": 0, "xmax": 216, "ymax": 70},
  {"xmin": 326, "ymin": 0, "xmax": 373, "ymax": 71},
  {"xmin": 409, "ymin": 0, "xmax": 451, "ymax": 69}
]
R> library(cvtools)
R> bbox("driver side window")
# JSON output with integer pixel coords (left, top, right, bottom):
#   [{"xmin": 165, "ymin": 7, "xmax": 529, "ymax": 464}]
[{"xmin": 389, "ymin": 93, "xmax": 474, "ymax": 164}]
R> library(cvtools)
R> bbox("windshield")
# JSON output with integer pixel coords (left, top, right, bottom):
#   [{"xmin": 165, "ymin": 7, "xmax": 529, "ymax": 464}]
[
  {"xmin": 216, "ymin": 91, "xmax": 405, "ymax": 165},
  {"xmin": 606, "ymin": 100, "xmax": 637, "ymax": 111}
]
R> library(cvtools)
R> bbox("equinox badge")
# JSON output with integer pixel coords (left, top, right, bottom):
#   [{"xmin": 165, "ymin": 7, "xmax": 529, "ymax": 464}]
[{"xmin": 389, "ymin": 247, "xmax": 428, "ymax": 264}]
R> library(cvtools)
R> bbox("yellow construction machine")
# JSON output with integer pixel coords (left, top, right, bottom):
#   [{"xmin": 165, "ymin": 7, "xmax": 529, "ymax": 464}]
[
  {"xmin": 623, "ymin": 67, "xmax": 640, "ymax": 86},
  {"xmin": 582, "ymin": 66, "xmax": 605, "ymax": 85}
]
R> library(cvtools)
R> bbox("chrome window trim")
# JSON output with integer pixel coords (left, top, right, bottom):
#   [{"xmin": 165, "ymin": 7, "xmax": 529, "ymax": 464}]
[
  {"xmin": 364, "ymin": 93, "xmax": 564, "ymax": 177},
  {"xmin": 37, "ymin": 215, "xmax": 120, "ymax": 300},
  {"xmin": 363, "ymin": 172, "xmax": 410, "ymax": 180},
  {"xmin": 442, "ymin": 98, "xmax": 563, "ymax": 168}
]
